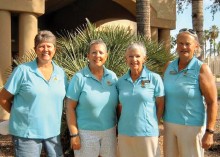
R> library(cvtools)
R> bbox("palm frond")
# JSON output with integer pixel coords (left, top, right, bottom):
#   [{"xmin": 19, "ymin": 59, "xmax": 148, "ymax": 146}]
[{"xmin": 13, "ymin": 50, "xmax": 36, "ymax": 66}]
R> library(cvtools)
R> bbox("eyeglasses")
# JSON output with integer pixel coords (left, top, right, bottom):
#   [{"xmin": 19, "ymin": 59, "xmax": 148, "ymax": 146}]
[{"xmin": 179, "ymin": 28, "xmax": 196, "ymax": 35}]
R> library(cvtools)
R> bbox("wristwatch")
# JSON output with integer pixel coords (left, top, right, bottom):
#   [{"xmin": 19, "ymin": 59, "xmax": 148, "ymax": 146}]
[
  {"xmin": 70, "ymin": 133, "xmax": 79, "ymax": 138},
  {"xmin": 206, "ymin": 129, "xmax": 214, "ymax": 134}
]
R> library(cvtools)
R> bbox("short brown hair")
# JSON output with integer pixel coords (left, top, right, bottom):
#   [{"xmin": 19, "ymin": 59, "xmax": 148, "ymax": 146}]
[{"xmin": 34, "ymin": 30, "xmax": 56, "ymax": 48}]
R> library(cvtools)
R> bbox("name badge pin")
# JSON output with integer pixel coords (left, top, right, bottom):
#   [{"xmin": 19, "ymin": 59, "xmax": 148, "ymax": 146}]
[
  {"xmin": 141, "ymin": 80, "xmax": 150, "ymax": 88},
  {"xmin": 169, "ymin": 71, "xmax": 177, "ymax": 75}
]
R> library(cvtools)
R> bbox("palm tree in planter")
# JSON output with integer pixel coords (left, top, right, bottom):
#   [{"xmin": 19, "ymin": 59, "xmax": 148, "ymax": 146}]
[{"xmin": 11, "ymin": 20, "xmax": 174, "ymax": 156}]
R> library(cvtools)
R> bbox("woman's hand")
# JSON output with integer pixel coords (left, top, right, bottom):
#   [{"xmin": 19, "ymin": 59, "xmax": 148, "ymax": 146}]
[
  {"xmin": 70, "ymin": 136, "xmax": 81, "ymax": 150},
  {"xmin": 202, "ymin": 132, "xmax": 214, "ymax": 150}
]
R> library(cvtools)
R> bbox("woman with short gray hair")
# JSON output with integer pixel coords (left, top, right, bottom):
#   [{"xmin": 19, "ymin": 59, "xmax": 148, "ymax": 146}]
[{"xmin": 117, "ymin": 42, "xmax": 164, "ymax": 157}]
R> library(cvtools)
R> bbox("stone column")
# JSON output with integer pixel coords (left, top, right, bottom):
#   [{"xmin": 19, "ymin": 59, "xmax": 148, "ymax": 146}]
[
  {"xmin": 151, "ymin": 27, "xmax": 158, "ymax": 43},
  {"xmin": 19, "ymin": 13, "xmax": 38, "ymax": 57},
  {"xmin": 159, "ymin": 29, "xmax": 171, "ymax": 52},
  {"xmin": 0, "ymin": 10, "xmax": 11, "ymax": 120}
]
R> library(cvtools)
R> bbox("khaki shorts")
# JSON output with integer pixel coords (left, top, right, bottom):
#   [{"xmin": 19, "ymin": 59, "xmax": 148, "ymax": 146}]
[
  {"xmin": 118, "ymin": 134, "xmax": 160, "ymax": 157},
  {"xmin": 163, "ymin": 122, "xmax": 205, "ymax": 157}
]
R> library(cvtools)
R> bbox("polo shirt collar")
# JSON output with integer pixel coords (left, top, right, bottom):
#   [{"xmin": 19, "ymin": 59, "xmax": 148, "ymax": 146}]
[
  {"xmin": 173, "ymin": 57, "xmax": 197, "ymax": 71},
  {"xmin": 83, "ymin": 65, "xmax": 109, "ymax": 78},
  {"xmin": 124, "ymin": 66, "xmax": 149, "ymax": 81},
  {"xmin": 185, "ymin": 57, "xmax": 197, "ymax": 70},
  {"xmin": 29, "ymin": 59, "xmax": 58, "ymax": 77}
]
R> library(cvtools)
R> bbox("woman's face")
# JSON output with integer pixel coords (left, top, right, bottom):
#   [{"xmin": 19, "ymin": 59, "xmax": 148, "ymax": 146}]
[
  {"xmin": 35, "ymin": 42, "xmax": 56, "ymax": 64},
  {"xmin": 87, "ymin": 43, "xmax": 108, "ymax": 68},
  {"xmin": 176, "ymin": 33, "xmax": 198, "ymax": 60},
  {"xmin": 125, "ymin": 48, "xmax": 146, "ymax": 72}
]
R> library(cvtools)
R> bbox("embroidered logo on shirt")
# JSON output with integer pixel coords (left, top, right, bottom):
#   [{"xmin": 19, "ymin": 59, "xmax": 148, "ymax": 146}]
[
  {"xmin": 169, "ymin": 70, "xmax": 177, "ymax": 75},
  {"xmin": 141, "ymin": 80, "xmax": 150, "ymax": 88},
  {"xmin": 53, "ymin": 76, "xmax": 60, "ymax": 81}
]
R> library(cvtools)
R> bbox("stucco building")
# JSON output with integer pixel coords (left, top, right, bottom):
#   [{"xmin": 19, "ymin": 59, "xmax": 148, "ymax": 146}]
[{"xmin": 0, "ymin": 0, "xmax": 176, "ymax": 119}]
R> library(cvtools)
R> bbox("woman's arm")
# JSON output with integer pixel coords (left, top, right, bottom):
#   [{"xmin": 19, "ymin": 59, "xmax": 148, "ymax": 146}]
[
  {"xmin": 117, "ymin": 104, "xmax": 122, "ymax": 120},
  {"xmin": 0, "ymin": 88, "xmax": 14, "ymax": 113},
  {"xmin": 156, "ymin": 96, "xmax": 165, "ymax": 124},
  {"xmin": 66, "ymin": 98, "xmax": 81, "ymax": 150},
  {"xmin": 199, "ymin": 63, "xmax": 218, "ymax": 149}
]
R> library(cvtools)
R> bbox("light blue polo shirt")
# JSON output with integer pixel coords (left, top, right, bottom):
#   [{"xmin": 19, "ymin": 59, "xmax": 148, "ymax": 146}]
[
  {"xmin": 117, "ymin": 66, "xmax": 164, "ymax": 136},
  {"xmin": 4, "ymin": 59, "xmax": 68, "ymax": 139},
  {"xmin": 66, "ymin": 66, "xmax": 118, "ymax": 131},
  {"xmin": 163, "ymin": 57, "xmax": 205, "ymax": 126}
]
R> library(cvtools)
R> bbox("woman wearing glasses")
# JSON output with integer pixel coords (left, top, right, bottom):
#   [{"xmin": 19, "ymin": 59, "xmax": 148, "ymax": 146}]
[{"xmin": 163, "ymin": 28, "xmax": 218, "ymax": 157}]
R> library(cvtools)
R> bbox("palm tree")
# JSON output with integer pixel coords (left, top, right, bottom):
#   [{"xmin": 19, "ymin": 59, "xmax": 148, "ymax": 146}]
[
  {"xmin": 217, "ymin": 41, "xmax": 220, "ymax": 56},
  {"xmin": 216, "ymin": 41, "xmax": 220, "ymax": 55},
  {"xmin": 209, "ymin": 25, "xmax": 219, "ymax": 56},
  {"xmin": 170, "ymin": 35, "xmax": 177, "ymax": 50},
  {"xmin": 203, "ymin": 30, "xmax": 210, "ymax": 58},
  {"xmin": 209, "ymin": 38, "xmax": 214, "ymax": 57},
  {"xmin": 136, "ymin": 0, "xmax": 151, "ymax": 40},
  {"xmin": 192, "ymin": 0, "xmax": 204, "ymax": 59}
]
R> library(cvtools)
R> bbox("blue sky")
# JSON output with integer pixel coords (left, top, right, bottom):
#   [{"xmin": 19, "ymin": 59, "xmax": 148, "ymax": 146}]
[{"xmin": 171, "ymin": 0, "xmax": 220, "ymax": 44}]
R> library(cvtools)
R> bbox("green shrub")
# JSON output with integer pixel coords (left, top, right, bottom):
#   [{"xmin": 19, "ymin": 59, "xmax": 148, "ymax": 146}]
[{"xmin": 54, "ymin": 20, "xmax": 174, "ymax": 78}]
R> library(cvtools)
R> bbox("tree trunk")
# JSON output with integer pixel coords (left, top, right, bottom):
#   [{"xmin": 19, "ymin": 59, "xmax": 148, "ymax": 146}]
[
  {"xmin": 210, "ymin": 25, "xmax": 219, "ymax": 56},
  {"xmin": 210, "ymin": 39, "xmax": 212, "ymax": 56},
  {"xmin": 192, "ymin": 0, "xmax": 204, "ymax": 59},
  {"xmin": 136, "ymin": 0, "xmax": 151, "ymax": 40}
]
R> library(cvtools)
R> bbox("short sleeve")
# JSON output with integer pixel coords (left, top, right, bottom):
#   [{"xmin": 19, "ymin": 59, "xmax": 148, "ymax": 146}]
[
  {"xmin": 154, "ymin": 74, "xmax": 165, "ymax": 97},
  {"xmin": 63, "ymin": 72, "xmax": 69, "ymax": 92},
  {"xmin": 66, "ymin": 74, "xmax": 84, "ymax": 101},
  {"xmin": 4, "ymin": 66, "xmax": 24, "ymax": 95}
]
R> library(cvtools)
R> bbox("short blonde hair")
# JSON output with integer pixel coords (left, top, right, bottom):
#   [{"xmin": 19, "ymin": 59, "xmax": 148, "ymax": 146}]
[{"xmin": 177, "ymin": 29, "xmax": 202, "ymax": 57}]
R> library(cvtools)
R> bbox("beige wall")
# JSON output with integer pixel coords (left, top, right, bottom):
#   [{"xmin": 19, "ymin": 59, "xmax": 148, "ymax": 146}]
[
  {"xmin": 151, "ymin": 0, "xmax": 176, "ymax": 21},
  {"xmin": 98, "ymin": 0, "xmax": 176, "ymax": 51},
  {"xmin": 0, "ymin": 0, "xmax": 45, "ymax": 15},
  {"xmin": 113, "ymin": 0, "xmax": 176, "ymax": 29},
  {"xmin": 96, "ymin": 18, "xmax": 137, "ymax": 33}
]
